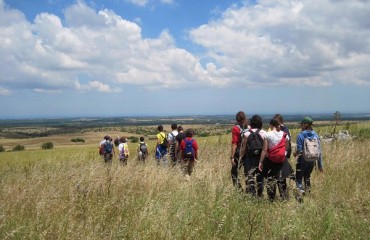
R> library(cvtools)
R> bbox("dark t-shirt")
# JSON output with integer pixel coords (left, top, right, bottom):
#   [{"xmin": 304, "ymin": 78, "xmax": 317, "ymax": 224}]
[{"xmin": 176, "ymin": 132, "xmax": 186, "ymax": 145}]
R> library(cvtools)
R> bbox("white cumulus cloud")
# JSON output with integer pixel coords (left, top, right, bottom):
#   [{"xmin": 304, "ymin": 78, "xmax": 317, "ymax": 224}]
[{"xmin": 189, "ymin": 0, "xmax": 370, "ymax": 87}]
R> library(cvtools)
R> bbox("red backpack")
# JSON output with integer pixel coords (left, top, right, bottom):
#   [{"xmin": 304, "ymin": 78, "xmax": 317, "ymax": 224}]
[{"xmin": 267, "ymin": 132, "xmax": 287, "ymax": 163}]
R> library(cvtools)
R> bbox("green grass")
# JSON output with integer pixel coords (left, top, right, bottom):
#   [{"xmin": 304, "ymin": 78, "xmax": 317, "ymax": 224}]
[{"xmin": 0, "ymin": 124, "xmax": 369, "ymax": 239}]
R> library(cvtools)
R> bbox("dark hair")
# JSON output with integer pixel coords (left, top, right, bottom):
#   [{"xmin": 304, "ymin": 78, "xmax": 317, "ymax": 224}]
[
  {"xmin": 119, "ymin": 137, "xmax": 126, "ymax": 143},
  {"xmin": 273, "ymin": 114, "xmax": 284, "ymax": 124},
  {"xmin": 171, "ymin": 123, "xmax": 177, "ymax": 130},
  {"xmin": 185, "ymin": 129, "xmax": 194, "ymax": 137},
  {"xmin": 270, "ymin": 119, "xmax": 280, "ymax": 130},
  {"xmin": 235, "ymin": 111, "xmax": 248, "ymax": 127},
  {"xmin": 250, "ymin": 115, "xmax": 263, "ymax": 129},
  {"xmin": 158, "ymin": 125, "xmax": 163, "ymax": 131},
  {"xmin": 140, "ymin": 137, "xmax": 144, "ymax": 142},
  {"xmin": 177, "ymin": 125, "xmax": 183, "ymax": 132},
  {"xmin": 104, "ymin": 135, "xmax": 110, "ymax": 140}
]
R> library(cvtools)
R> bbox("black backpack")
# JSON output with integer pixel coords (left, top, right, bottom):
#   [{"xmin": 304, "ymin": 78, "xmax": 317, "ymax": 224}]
[
  {"xmin": 246, "ymin": 129, "xmax": 263, "ymax": 158},
  {"xmin": 159, "ymin": 133, "xmax": 168, "ymax": 148}
]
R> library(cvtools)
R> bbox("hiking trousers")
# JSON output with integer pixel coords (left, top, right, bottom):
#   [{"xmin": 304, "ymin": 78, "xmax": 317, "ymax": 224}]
[
  {"xmin": 181, "ymin": 158, "xmax": 195, "ymax": 176},
  {"xmin": 262, "ymin": 158, "xmax": 283, "ymax": 201},
  {"xmin": 244, "ymin": 156, "xmax": 264, "ymax": 197},
  {"xmin": 231, "ymin": 157, "xmax": 243, "ymax": 189},
  {"xmin": 296, "ymin": 156, "xmax": 314, "ymax": 191}
]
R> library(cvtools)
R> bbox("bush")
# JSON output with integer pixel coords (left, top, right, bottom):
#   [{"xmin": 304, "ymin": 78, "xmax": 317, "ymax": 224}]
[
  {"xmin": 128, "ymin": 136, "xmax": 138, "ymax": 143},
  {"xmin": 13, "ymin": 144, "xmax": 25, "ymax": 151},
  {"xmin": 0, "ymin": 145, "xmax": 5, "ymax": 152},
  {"xmin": 41, "ymin": 142, "xmax": 54, "ymax": 150},
  {"xmin": 71, "ymin": 138, "xmax": 85, "ymax": 143}
]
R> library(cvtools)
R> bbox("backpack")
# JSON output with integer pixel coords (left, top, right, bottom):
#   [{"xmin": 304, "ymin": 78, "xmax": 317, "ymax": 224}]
[
  {"xmin": 139, "ymin": 143, "xmax": 148, "ymax": 156},
  {"xmin": 246, "ymin": 129, "xmax": 263, "ymax": 158},
  {"xmin": 120, "ymin": 143, "xmax": 129, "ymax": 159},
  {"xmin": 183, "ymin": 139, "xmax": 195, "ymax": 159},
  {"xmin": 168, "ymin": 132, "xmax": 176, "ymax": 149},
  {"xmin": 302, "ymin": 137, "xmax": 320, "ymax": 162},
  {"xmin": 267, "ymin": 132, "xmax": 287, "ymax": 163},
  {"xmin": 159, "ymin": 133, "xmax": 168, "ymax": 148},
  {"xmin": 104, "ymin": 141, "xmax": 113, "ymax": 154}
]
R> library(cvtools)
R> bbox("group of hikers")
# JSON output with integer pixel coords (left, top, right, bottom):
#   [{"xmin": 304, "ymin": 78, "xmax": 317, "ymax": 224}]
[
  {"xmin": 98, "ymin": 112, "xmax": 323, "ymax": 201},
  {"xmin": 231, "ymin": 111, "xmax": 323, "ymax": 201},
  {"xmin": 98, "ymin": 123, "xmax": 198, "ymax": 176}
]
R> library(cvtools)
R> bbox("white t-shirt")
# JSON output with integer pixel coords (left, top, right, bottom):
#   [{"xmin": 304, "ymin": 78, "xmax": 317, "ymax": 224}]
[
  {"xmin": 168, "ymin": 130, "xmax": 178, "ymax": 142},
  {"xmin": 243, "ymin": 128, "xmax": 267, "ymax": 140},
  {"xmin": 265, "ymin": 130, "xmax": 289, "ymax": 149}
]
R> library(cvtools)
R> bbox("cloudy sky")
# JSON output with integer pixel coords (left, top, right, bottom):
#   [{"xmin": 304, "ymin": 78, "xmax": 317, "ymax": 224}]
[{"xmin": 1, "ymin": 0, "xmax": 369, "ymax": 118}]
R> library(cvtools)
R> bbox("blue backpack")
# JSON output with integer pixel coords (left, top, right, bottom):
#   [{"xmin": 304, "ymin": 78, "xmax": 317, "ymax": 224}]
[
  {"xmin": 104, "ymin": 141, "xmax": 113, "ymax": 154},
  {"xmin": 183, "ymin": 139, "xmax": 194, "ymax": 159}
]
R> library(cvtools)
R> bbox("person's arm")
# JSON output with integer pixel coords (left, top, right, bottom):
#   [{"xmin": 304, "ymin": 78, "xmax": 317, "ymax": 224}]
[
  {"xmin": 258, "ymin": 138, "xmax": 268, "ymax": 171},
  {"xmin": 317, "ymin": 134, "xmax": 324, "ymax": 172},
  {"xmin": 179, "ymin": 140, "xmax": 185, "ymax": 160},
  {"xmin": 230, "ymin": 126, "xmax": 238, "ymax": 165},
  {"xmin": 293, "ymin": 133, "xmax": 304, "ymax": 157},
  {"xmin": 230, "ymin": 143, "xmax": 237, "ymax": 165},
  {"xmin": 193, "ymin": 140, "xmax": 199, "ymax": 160}
]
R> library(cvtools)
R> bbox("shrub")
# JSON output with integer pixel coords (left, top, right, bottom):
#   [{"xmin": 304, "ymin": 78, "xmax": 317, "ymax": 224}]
[
  {"xmin": 0, "ymin": 145, "xmax": 5, "ymax": 152},
  {"xmin": 71, "ymin": 138, "xmax": 85, "ymax": 143},
  {"xmin": 13, "ymin": 144, "xmax": 25, "ymax": 151},
  {"xmin": 41, "ymin": 142, "xmax": 54, "ymax": 150},
  {"xmin": 128, "ymin": 136, "xmax": 139, "ymax": 143}
]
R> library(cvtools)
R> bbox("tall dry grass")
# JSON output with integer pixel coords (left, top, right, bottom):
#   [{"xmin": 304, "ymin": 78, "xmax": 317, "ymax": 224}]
[{"xmin": 0, "ymin": 127, "xmax": 369, "ymax": 239}]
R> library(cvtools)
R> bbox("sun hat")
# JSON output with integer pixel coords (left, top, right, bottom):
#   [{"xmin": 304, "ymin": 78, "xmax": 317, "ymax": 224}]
[{"xmin": 300, "ymin": 116, "xmax": 314, "ymax": 125}]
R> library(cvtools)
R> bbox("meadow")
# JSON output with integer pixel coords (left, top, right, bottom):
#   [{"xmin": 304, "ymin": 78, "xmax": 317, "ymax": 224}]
[{"xmin": 0, "ymin": 121, "xmax": 369, "ymax": 239}]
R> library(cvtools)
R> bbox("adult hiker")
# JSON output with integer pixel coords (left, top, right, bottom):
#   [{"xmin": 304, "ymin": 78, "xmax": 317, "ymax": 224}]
[
  {"xmin": 259, "ymin": 119, "xmax": 289, "ymax": 201},
  {"xmin": 230, "ymin": 111, "xmax": 249, "ymax": 189},
  {"xmin": 103, "ymin": 136, "xmax": 115, "ymax": 164},
  {"xmin": 240, "ymin": 114, "xmax": 266, "ymax": 197},
  {"xmin": 167, "ymin": 123, "xmax": 179, "ymax": 167},
  {"xmin": 274, "ymin": 114, "xmax": 295, "ymax": 200},
  {"xmin": 293, "ymin": 117, "xmax": 323, "ymax": 195},
  {"xmin": 155, "ymin": 125, "xmax": 168, "ymax": 166}
]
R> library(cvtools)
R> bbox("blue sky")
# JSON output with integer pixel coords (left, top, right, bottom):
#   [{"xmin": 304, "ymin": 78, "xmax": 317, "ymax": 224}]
[{"xmin": 0, "ymin": 0, "xmax": 369, "ymax": 118}]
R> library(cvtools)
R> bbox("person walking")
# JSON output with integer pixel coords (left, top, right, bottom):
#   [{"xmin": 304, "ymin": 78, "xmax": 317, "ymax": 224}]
[
  {"xmin": 259, "ymin": 119, "xmax": 289, "ymax": 201},
  {"xmin": 230, "ymin": 111, "xmax": 249, "ymax": 189},
  {"xmin": 274, "ymin": 114, "xmax": 294, "ymax": 200},
  {"xmin": 103, "ymin": 136, "xmax": 115, "ymax": 164},
  {"xmin": 293, "ymin": 117, "xmax": 323, "ymax": 195},
  {"xmin": 168, "ymin": 123, "xmax": 179, "ymax": 167},
  {"xmin": 155, "ymin": 125, "xmax": 168, "ymax": 166},
  {"xmin": 175, "ymin": 125, "xmax": 186, "ymax": 160},
  {"xmin": 241, "ymin": 114, "xmax": 266, "ymax": 197},
  {"xmin": 137, "ymin": 137, "xmax": 149, "ymax": 163},
  {"xmin": 179, "ymin": 129, "xmax": 199, "ymax": 177},
  {"xmin": 118, "ymin": 137, "xmax": 129, "ymax": 165}
]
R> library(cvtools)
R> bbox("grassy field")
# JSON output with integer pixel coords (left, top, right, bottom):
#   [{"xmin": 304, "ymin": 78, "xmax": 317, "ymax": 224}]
[{"xmin": 0, "ymin": 122, "xmax": 369, "ymax": 239}]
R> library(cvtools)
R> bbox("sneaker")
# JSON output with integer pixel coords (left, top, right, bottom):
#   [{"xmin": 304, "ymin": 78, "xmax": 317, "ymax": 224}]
[{"xmin": 297, "ymin": 184, "xmax": 305, "ymax": 196}]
